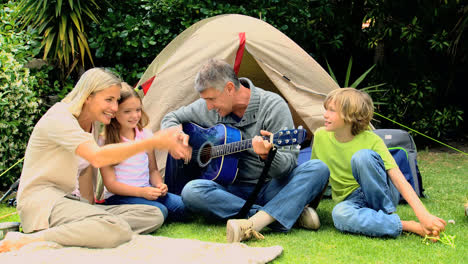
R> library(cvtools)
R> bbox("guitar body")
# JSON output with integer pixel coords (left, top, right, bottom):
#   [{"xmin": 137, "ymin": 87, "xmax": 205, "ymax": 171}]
[{"xmin": 183, "ymin": 123, "xmax": 240, "ymax": 185}]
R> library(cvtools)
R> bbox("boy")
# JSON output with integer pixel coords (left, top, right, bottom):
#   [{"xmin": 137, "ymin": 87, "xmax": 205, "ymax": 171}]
[{"xmin": 311, "ymin": 88, "xmax": 446, "ymax": 239}]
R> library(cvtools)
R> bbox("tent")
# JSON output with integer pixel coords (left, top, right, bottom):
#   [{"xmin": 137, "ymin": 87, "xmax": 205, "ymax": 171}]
[{"xmin": 136, "ymin": 14, "xmax": 339, "ymax": 174}]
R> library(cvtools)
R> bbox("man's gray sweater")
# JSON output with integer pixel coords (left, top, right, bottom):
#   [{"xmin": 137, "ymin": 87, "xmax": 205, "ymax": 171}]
[{"xmin": 161, "ymin": 78, "xmax": 298, "ymax": 184}]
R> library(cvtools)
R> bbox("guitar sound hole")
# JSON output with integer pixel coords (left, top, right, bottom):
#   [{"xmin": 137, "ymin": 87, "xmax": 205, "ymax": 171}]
[{"xmin": 199, "ymin": 145, "xmax": 212, "ymax": 165}]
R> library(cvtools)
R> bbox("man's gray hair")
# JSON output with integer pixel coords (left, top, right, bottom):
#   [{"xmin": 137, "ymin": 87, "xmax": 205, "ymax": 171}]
[{"xmin": 194, "ymin": 59, "xmax": 240, "ymax": 92}]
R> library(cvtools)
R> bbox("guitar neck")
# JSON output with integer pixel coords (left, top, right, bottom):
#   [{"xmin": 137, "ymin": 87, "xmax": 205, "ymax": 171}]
[{"xmin": 211, "ymin": 137, "xmax": 268, "ymax": 158}]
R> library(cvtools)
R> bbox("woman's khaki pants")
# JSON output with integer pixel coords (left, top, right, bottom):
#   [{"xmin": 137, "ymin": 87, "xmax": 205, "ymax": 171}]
[{"xmin": 37, "ymin": 196, "xmax": 164, "ymax": 248}]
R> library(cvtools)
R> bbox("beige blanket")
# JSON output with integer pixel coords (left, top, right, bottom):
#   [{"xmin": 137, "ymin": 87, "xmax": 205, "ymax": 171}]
[{"xmin": 0, "ymin": 235, "xmax": 283, "ymax": 264}]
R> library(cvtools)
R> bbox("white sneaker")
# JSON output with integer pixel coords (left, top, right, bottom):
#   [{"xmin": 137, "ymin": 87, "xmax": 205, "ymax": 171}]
[
  {"xmin": 226, "ymin": 219, "xmax": 265, "ymax": 243},
  {"xmin": 297, "ymin": 206, "xmax": 320, "ymax": 230}
]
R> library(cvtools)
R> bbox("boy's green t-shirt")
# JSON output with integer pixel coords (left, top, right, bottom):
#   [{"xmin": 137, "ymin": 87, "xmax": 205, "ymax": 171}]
[{"xmin": 311, "ymin": 127, "xmax": 397, "ymax": 202}]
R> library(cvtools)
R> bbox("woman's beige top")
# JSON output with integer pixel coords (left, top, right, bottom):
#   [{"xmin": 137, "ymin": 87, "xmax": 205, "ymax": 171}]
[{"xmin": 17, "ymin": 102, "xmax": 98, "ymax": 233}]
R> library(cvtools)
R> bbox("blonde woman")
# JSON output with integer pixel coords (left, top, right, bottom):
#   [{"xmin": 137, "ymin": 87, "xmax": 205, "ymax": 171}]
[{"xmin": 0, "ymin": 68, "xmax": 191, "ymax": 252}]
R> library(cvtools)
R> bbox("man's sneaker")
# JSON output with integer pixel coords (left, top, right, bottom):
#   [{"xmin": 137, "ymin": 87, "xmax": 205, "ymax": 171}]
[
  {"xmin": 226, "ymin": 219, "xmax": 265, "ymax": 243},
  {"xmin": 297, "ymin": 206, "xmax": 320, "ymax": 230}
]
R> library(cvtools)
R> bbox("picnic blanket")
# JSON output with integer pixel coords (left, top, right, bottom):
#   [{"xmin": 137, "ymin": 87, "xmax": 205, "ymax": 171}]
[{"xmin": 0, "ymin": 234, "xmax": 283, "ymax": 264}]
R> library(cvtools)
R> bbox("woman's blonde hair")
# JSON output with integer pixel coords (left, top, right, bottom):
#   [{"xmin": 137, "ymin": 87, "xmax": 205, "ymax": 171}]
[
  {"xmin": 62, "ymin": 68, "xmax": 122, "ymax": 117},
  {"xmin": 324, "ymin": 88, "xmax": 374, "ymax": 136},
  {"xmin": 104, "ymin": 82, "xmax": 149, "ymax": 145}
]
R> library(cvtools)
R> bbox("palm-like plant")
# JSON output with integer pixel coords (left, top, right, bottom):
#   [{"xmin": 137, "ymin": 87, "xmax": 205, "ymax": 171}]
[
  {"xmin": 325, "ymin": 57, "xmax": 386, "ymax": 104},
  {"xmin": 17, "ymin": 0, "xmax": 108, "ymax": 75}
]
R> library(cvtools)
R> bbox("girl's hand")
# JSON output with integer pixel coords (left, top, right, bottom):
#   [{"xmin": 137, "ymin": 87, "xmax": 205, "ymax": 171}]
[
  {"xmin": 156, "ymin": 183, "xmax": 168, "ymax": 196},
  {"xmin": 139, "ymin": 186, "xmax": 162, "ymax": 200}
]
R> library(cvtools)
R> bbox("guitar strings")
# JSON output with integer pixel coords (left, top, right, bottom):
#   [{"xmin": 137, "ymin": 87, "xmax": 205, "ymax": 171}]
[
  {"xmin": 187, "ymin": 134, "xmax": 297, "ymax": 158},
  {"xmin": 189, "ymin": 139, "xmax": 255, "ymax": 158}
]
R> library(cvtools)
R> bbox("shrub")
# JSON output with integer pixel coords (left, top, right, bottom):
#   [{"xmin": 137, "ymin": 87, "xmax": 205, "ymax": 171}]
[
  {"xmin": 30, "ymin": 65, "xmax": 75, "ymax": 114},
  {"xmin": 0, "ymin": 1, "xmax": 43, "ymax": 188},
  {"xmin": 0, "ymin": 51, "xmax": 42, "ymax": 188},
  {"xmin": 374, "ymin": 79, "xmax": 464, "ymax": 140}
]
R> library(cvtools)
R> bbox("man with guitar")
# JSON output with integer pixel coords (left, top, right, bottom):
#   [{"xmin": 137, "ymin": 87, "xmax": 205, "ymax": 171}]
[{"xmin": 161, "ymin": 59, "xmax": 329, "ymax": 243}]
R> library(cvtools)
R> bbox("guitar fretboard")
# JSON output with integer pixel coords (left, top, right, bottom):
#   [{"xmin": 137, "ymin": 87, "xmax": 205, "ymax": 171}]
[{"xmin": 211, "ymin": 137, "xmax": 268, "ymax": 158}]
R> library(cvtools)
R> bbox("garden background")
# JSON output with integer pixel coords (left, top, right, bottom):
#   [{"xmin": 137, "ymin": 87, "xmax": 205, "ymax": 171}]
[
  {"xmin": 0, "ymin": 1, "xmax": 467, "ymax": 262},
  {"xmin": 1, "ymin": 0, "xmax": 467, "ymax": 188}
]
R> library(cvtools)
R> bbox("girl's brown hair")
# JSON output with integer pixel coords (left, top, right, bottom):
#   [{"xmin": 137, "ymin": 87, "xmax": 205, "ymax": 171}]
[
  {"xmin": 104, "ymin": 83, "xmax": 149, "ymax": 145},
  {"xmin": 324, "ymin": 88, "xmax": 374, "ymax": 136}
]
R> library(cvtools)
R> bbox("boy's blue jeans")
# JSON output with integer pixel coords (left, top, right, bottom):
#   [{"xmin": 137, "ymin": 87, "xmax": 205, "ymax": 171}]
[
  {"xmin": 181, "ymin": 159, "xmax": 329, "ymax": 231},
  {"xmin": 104, "ymin": 192, "xmax": 186, "ymax": 222},
  {"xmin": 332, "ymin": 149, "xmax": 403, "ymax": 237}
]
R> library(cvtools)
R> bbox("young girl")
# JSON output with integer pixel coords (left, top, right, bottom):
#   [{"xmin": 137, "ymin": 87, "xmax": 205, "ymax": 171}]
[
  {"xmin": 311, "ymin": 88, "xmax": 446, "ymax": 239},
  {"xmin": 101, "ymin": 83, "xmax": 186, "ymax": 222}
]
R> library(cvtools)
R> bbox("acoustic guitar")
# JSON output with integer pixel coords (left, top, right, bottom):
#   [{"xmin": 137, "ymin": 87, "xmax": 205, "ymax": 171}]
[{"xmin": 168, "ymin": 122, "xmax": 307, "ymax": 185}]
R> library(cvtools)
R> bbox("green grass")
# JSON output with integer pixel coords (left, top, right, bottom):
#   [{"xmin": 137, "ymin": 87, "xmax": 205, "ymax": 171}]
[{"xmin": 1, "ymin": 151, "xmax": 467, "ymax": 263}]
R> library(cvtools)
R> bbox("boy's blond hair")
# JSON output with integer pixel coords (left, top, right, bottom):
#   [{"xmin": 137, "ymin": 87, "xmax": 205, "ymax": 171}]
[{"xmin": 324, "ymin": 88, "xmax": 374, "ymax": 136}]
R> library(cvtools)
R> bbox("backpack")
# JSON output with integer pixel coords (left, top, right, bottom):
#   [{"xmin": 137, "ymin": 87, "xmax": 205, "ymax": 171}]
[{"xmin": 373, "ymin": 129, "xmax": 425, "ymax": 202}]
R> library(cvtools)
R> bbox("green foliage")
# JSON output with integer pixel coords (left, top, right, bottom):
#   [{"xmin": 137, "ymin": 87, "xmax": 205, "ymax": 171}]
[
  {"xmin": 326, "ymin": 57, "xmax": 386, "ymax": 98},
  {"xmin": 375, "ymin": 80, "xmax": 464, "ymax": 139},
  {"xmin": 16, "ymin": 0, "xmax": 110, "ymax": 75},
  {"xmin": 0, "ymin": 2, "xmax": 52, "ymax": 188},
  {"xmin": 0, "ymin": 52, "xmax": 41, "ymax": 188},
  {"xmin": 88, "ymin": 0, "xmax": 226, "ymax": 84},
  {"xmin": 29, "ymin": 65, "xmax": 75, "ymax": 114},
  {"xmin": 428, "ymin": 30, "xmax": 450, "ymax": 52},
  {"xmin": 400, "ymin": 17, "xmax": 423, "ymax": 42},
  {"xmin": 0, "ymin": 2, "xmax": 41, "ymax": 64},
  {"xmin": 352, "ymin": 1, "xmax": 466, "ymax": 139}
]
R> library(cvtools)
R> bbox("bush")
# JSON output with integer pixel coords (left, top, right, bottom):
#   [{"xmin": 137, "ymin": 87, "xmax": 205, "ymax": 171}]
[
  {"xmin": 0, "ymin": 1, "xmax": 43, "ymax": 188},
  {"xmin": 360, "ymin": 1, "xmax": 466, "ymax": 140},
  {"xmin": 29, "ymin": 65, "xmax": 74, "ymax": 114},
  {"xmin": 373, "ymin": 79, "xmax": 464, "ymax": 140},
  {"xmin": 0, "ymin": 51, "xmax": 42, "ymax": 188}
]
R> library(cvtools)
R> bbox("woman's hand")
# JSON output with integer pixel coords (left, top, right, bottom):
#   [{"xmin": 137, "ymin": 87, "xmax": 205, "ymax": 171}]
[{"xmin": 154, "ymin": 127, "xmax": 192, "ymax": 162}]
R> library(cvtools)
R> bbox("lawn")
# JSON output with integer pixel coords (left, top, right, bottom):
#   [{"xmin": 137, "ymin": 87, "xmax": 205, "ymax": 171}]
[{"xmin": 1, "ymin": 150, "xmax": 467, "ymax": 263}]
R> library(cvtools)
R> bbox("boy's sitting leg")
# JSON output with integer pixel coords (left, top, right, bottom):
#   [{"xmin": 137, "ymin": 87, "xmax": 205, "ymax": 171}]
[{"xmin": 332, "ymin": 149, "xmax": 402, "ymax": 237}]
